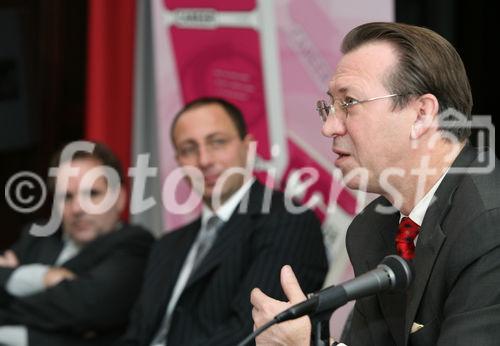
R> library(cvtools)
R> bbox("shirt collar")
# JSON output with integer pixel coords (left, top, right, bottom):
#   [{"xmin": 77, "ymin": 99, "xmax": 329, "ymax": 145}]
[
  {"xmin": 201, "ymin": 178, "xmax": 255, "ymax": 226},
  {"xmin": 400, "ymin": 168, "xmax": 449, "ymax": 226}
]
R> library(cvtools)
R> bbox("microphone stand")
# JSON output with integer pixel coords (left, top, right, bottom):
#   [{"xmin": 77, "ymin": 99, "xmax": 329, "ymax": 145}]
[{"xmin": 310, "ymin": 309, "xmax": 333, "ymax": 346}]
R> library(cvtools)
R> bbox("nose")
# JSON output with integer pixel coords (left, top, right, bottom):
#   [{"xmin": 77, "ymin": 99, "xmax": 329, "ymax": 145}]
[
  {"xmin": 321, "ymin": 113, "xmax": 347, "ymax": 138},
  {"xmin": 197, "ymin": 145, "xmax": 214, "ymax": 168},
  {"xmin": 69, "ymin": 194, "xmax": 84, "ymax": 215}
]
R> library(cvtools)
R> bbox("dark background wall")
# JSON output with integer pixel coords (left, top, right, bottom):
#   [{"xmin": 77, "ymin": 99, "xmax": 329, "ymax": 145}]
[
  {"xmin": 397, "ymin": 0, "xmax": 496, "ymax": 148},
  {"xmin": 1, "ymin": 0, "xmax": 86, "ymax": 247},
  {"xmin": 0, "ymin": 0, "xmax": 497, "ymax": 248}
]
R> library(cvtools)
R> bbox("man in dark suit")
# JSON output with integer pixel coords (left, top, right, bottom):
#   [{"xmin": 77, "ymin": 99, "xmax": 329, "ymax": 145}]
[
  {"xmin": 120, "ymin": 97, "xmax": 328, "ymax": 345},
  {"xmin": 0, "ymin": 141, "xmax": 154, "ymax": 346},
  {"xmin": 250, "ymin": 22, "xmax": 500, "ymax": 346}
]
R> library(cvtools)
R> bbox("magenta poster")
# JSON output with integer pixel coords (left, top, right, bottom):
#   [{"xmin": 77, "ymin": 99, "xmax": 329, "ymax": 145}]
[{"xmin": 152, "ymin": 0, "xmax": 394, "ymax": 337}]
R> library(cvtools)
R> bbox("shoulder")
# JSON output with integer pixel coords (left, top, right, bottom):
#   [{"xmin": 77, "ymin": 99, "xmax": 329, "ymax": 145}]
[
  {"xmin": 105, "ymin": 223, "xmax": 154, "ymax": 244},
  {"xmin": 438, "ymin": 153, "xmax": 500, "ymax": 268},
  {"xmin": 159, "ymin": 218, "xmax": 199, "ymax": 240},
  {"xmin": 462, "ymin": 156, "xmax": 500, "ymax": 211},
  {"xmin": 88, "ymin": 223, "xmax": 154, "ymax": 257},
  {"xmin": 445, "ymin": 146, "xmax": 500, "ymax": 215},
  {"xmin": 9, "ymin": 222, "xmax": 63, "ymax": 257},
  {"xmin": 117, "ymin": 223, "xmax": 155, "ymax": 240},
  {"xmin": 241, "ymin": 184, "xmax": 323, "ymax": 248},
  {"xmin": 152, "ymin": 218, "xmax": 200, "ymax": 250},
  {"xmin": 17, "ymin": 222, "xmax": 63, "ymax": 243},
  {"xmin": 247, "ymin": 181, "xmax": 318, "ymax": 220},
  {"xmin": 445, "ymin": 150, "xmax": 500, "ymax": 229},
  {"xmin": 347, "ymin": 196, "xmax": 395, "ymax": 236}
]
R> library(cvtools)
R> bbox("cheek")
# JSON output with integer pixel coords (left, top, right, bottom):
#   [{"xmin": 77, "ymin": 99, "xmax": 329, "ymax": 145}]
[
  {"xmin": 217, "ymin": 149, "xmax": 244, "ymax": 168},
  {"xmin": 347, "ymin": 123, "xmax": 372, "ymax": 157},
  {"xmin": 61, "ymin": 205, "xmax": 74, "ymax": 220},
  {"xmin": 177, "ymin": 157, "xmax": 194, "ymax": 167},
  {"xmin": 90, "ymin": 213, "xmax": 114, "ymax": 231}
]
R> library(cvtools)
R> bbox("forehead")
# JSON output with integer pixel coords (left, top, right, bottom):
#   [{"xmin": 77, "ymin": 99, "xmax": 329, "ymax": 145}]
[
  {"xmin": 329, "ymin": 41, "xmax": 398, "ymax": 96},
  {"xmin": 57, "ymin": 158, "xmax": 108, "ymax": 190},
  {"xmin": 173, "ymin": 103, "xmax": 239, "ymax": 144}
]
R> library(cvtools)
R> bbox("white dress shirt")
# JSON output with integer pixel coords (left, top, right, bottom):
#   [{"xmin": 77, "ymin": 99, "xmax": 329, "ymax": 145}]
[{"xmin": 150, "ymin": 178, "xmax": 255, "ymax": 346}]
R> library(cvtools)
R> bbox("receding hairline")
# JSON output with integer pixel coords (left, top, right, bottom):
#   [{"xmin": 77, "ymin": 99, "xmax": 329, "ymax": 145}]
[
  {"xmin": 171, "ymin": 102, "xmax": 242, "ymax": 147},
  {"xmin": 333, "ymin": 40, "xmax": 401, "ymax": 93}
]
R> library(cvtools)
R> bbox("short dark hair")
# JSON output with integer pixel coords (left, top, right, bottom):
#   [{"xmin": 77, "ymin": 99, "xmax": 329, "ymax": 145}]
[
  {"xmin": 342, "ymin": 22, "xmax": 473, "ymax": 141},
  {"xmin": 48, "ymin": 141, "xmax": 124, "ymax": 191},
  {"xmin": 170, "ymin": 97, "xmax": 248, "ymax": 146}
]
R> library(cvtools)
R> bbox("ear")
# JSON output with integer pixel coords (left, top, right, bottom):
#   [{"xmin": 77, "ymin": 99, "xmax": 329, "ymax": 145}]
[
  {"xmin": 116, "ymin": 187, "xmax": 127, "ymax": 214},
  {"xmin": 410, "ymin": 93, "xmax": 440, "ymax": 140},
  {"xmin": 242, "ymin": 133, "xmax": 255, "ymax": 149},
  {"xmin": 244, "ymin": 133, "xmax": 254, "ymax": 142}
]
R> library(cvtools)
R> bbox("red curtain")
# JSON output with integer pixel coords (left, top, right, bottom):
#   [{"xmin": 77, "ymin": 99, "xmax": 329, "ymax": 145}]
[
  {"xmin": 85, "ymin": 0, "xmax": 136, "ymax": 173},
  {"xmin": 86, "ymin": 0, "xmax": 136, "ymax": 219}
]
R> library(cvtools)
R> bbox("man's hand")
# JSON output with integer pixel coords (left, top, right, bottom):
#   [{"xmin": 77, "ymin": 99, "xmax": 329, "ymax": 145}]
[
  {"xmin": 43, "ymin": 267, "xmax": 77, "ymax": 288},
  {"xmin": 0, "ymin": 250, "xmax": 19, "ymax": 268},
  {"xmin": 250, "ymin": 265, "xmax": 312, "ymax": 346}
]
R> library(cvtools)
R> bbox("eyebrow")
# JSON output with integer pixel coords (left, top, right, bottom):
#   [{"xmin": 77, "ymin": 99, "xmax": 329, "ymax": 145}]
[
  {"xmin": 176, "ymin": 139, "xmax": 197, "ymax": 148},
  {"xmin": 177, "ymin": 132, "xmax": 229, "ymax": 145},
  {"xmin": 326, "ymin": 87, "xmax": 349, "ymax": 98}
]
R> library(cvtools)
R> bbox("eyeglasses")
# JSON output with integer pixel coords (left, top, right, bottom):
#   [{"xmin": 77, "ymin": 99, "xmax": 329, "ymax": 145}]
[
  {"xmin": 316, "ymin": 93, "xmax": 401, "ymax": 122},
  {"xmin": 176, "ymin": 136, "xmax": 235, "ymax": 159}
]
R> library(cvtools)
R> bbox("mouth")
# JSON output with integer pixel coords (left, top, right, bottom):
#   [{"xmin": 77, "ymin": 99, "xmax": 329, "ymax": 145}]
[
  {"xmin": 203, "ymin": 174, "xmax": 220, "ymax": 186},
  {"xmin": 333, "ymin": 147, "xmax": 350, "ymax": 157},
  {"xmin": 71, "ymin": 220, "xmax": 92, "ymax": 231},
  {"xmin": 332, "ymin": 148, "xmax": 351, "ymax": 165}
]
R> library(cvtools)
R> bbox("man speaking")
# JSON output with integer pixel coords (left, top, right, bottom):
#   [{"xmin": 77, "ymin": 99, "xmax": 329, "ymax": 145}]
[{"xmin": 251, "ymin": 22, "xmax": 500, "ymax": 346}]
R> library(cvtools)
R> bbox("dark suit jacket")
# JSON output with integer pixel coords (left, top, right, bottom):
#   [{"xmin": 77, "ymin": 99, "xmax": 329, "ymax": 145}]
[
  {"xmin": 342, "ymin": 146, "xmax": 500, "ymax": 346},
  {"xmin": 120, "ymin": 181, "xmax": 328, "ymax": 346},
  {"xmin": 0, "ymin": 223, "xmax": 154, "ymax": 346}
]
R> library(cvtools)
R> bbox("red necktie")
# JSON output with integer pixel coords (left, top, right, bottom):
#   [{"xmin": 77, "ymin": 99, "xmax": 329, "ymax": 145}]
[{"xmin": 395, "ymin": 217, "xmax": 420, "ymax": 260}]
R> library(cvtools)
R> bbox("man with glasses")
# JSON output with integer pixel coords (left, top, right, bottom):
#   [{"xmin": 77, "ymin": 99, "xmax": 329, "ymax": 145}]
[
  {"xmin": 120, "ymin": 97, "xmax": 328, "ymax": 346},
  {"xmin": 250, "ymin": 22, "xmax": 500, "ymax": 346}
]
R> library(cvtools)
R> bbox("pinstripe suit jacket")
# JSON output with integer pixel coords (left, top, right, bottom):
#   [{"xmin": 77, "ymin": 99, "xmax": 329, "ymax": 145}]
[
  {"xmin": 120, "ymin": 181, "xmax": 328, "ymax": 346},
  {"xmin": 342, "ymin": 146, "xmax": 500, "ymax": 346}
]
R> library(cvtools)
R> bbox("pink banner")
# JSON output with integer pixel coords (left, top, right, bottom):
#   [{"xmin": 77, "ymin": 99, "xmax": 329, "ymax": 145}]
[
  {"xmin": 169, "ymin": 26, "xmax": 271, "ymax": 159},
  {"xmin": 165, "ymin": 0, "xmax": 256, "ymax": 11}
]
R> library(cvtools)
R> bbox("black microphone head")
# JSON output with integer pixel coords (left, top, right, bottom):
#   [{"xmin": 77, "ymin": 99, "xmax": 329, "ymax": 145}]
[{"xmin": 379, "ymin": 255, "xmax": 413, "ymax": 290}]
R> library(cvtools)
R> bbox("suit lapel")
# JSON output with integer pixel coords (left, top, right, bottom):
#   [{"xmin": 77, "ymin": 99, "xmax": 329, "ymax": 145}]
[
  {"xmin": 38, "ymin": 232, "xmax": 64, "ymax": 265},
  {"xmin": 370, "ymin": 208, "xmax": 408, "ymax": 346},
  {"xmin": 186, "ymin": 181, "xmax": 264, "ymax": 288},
  {"xmin": 148, "ymin": 220, "xmax": 200, "ymax": 326},
  {"xmin": 404, "ymin": 145, "xmax": 477, "ymax": 344},
  {"xmin": 403, "ymin": 200, "xmax": 447, "ymax": 344}
]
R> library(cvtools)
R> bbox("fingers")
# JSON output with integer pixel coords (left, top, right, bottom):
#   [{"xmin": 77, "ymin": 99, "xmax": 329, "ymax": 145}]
[
  {"xmin": 251, "ymin": 288, "xmax": 271, "ymax": 328},
  {"xmin": 250, "ymin": 287, "xmax": 265, "ymax": 308},
  {"xmin": 251, "ymin": 287, "xmax": 291, "ymax": 330},
  {"xmin": 280, "ymin": 265, "xmax": 306, "ymax": 304},
  {"xmin": 250, "ymin": 287, "xmax": 279, "ymax": 312},
  {"xmin": 5, "ymin": 250, "xmax": 19, "ymax": 266},
  {"xmin": 0, "ymin": 250, "xmax": 19, "ymax": 267},
  {"xmin": 61, "ymin": 268, "xmax": 76, "ymax": 280},
  {"xmin": 43, "ymin": 267, "xmax": 77, "ymax": 288}
]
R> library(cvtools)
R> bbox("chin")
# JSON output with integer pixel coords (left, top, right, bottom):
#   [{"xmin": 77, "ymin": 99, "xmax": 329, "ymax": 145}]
[
  {"xmin": 344, "ymin": 179, "xmax": 361, "ymax": 191},
  {"xmin": 72, "ymin": 230, "xmax": 98, "ymax": 245}
]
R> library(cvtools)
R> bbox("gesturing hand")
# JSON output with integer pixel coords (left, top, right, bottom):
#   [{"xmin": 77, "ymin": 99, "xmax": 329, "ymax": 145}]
[{"xmin": 250, "ymin": 265, "xmax": 312, "ymax": 346}]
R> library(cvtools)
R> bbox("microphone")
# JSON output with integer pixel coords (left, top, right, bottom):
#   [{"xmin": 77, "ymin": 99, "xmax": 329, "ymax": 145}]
[{"xmin": 274, "ymin": 255, "xmax": 412, "ymax": 323}]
